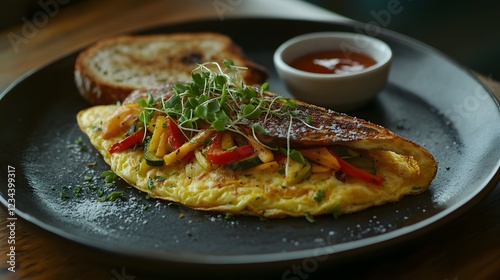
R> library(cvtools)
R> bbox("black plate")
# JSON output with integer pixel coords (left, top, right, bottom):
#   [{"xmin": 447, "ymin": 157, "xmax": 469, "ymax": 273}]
[{"xmin": 1, "ymin": 19, "xmax": 499, "ymax": 275}]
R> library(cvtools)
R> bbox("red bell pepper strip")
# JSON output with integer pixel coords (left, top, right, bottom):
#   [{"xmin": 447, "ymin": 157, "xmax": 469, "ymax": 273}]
[
  {"xmin": 166, "ymin": 118, "xmax": 186, "ymax": 149},
  {"xmin": 206, "ymin": 133, "xmax": 255, "ymax": 165},
  {"xmin": 273, "ymin": 152, "xmax": 286, "ymax": 162},
  {"xmin": 166, "ymin": 117, "xmax": 194, "ymax": 162},
  {"xmin": 108, "ymin": 129, "xmax": 146, "ymax": 154},
  {"xmin": 331, "ymin": 152, "xmax": 384, "ymax": 186}
]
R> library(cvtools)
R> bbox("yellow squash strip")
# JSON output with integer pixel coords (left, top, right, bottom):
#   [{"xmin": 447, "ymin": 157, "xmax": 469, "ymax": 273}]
[
  {"xmin": 243, "ymin": 161, "xmax": 279, "ymax": 174},
  {"xmin": 311, "ymin": 163, "xmax": 331, "ymax": 173},
  {"xmin": 221, "ymin": 132, "xmax": 235, "ymax": 150},
  {"xmin": 155, "ymin": 131, "xmax": 169, "ymax": 158},
  {"xmin": 300, "ymin": 147, "xmax": 341, "ymax": 170},
  {"xmin": 163, "ymin": 130, "xmax": 215, "ymax": 165},
  {"xmin": 155, "ymin": 119, "xmax": 172, "ymax": 158},
  {"xmin": 248, "ymin": 136, "xmax": 274, "ymax": 163},
  {"xmin": 149, "ymin": 115, "xmax": 166, "ymax": 154}
]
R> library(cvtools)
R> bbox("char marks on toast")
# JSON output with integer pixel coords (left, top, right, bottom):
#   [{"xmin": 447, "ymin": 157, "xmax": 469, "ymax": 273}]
[{"xmin": 75, "ymin": 33, "xmax": 268, "ymax": 105}]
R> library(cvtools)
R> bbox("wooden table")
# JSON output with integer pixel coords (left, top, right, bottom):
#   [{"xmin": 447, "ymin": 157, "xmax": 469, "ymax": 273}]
[{"xmin": 1, "ymin": 1, "xmax": 499, "ymax": 279}]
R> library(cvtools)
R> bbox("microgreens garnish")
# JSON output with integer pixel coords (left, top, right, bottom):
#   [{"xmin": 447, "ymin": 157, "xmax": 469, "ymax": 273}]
[
  {"xmin": 137, "ymin": 59, "xmax": 296, "ymax": 136},
  {"xmin": 137, "ymin": 59, "xmax": 316, "ymax": 181}
]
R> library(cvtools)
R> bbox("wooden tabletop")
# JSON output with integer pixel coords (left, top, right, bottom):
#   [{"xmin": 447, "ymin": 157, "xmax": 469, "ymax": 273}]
[{"xmin": 1, "ymin": 1, "xmax": 499, "ymax": 279}]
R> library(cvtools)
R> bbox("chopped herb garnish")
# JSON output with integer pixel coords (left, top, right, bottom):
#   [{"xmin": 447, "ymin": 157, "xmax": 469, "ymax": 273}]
[
  {"xmin": 60, "ymin": 191, "xmax": 71, "ymax": 199},
  {"xmin": 305, "ymin": 213, "xmax": 316, "ymax": 223},
  {"xmin": 102, "ymin": 170, "xmax": 118, "ymax": 183},
  {"xmin": 314, "ymin": 190, "xmax": 324, "ymax": 203},
  {"xmin": 74, "ymin": 137, "xmax": 88, "ymax": 152},
  {"xmin": 330, "ymin": 204, "xmax": 342, "ymax": 219},
  {"xmin": 251, "ymin": 123, "xmax": 268, "ymax": 135},
  {"xmin": 97, "ymin": 188, "xmax": 105, "ymax": 197},
  {"xmin": 75, "ymin": 137, "xmax": 83, "ymax": 145},
  {"xmin": 288, "ymin": 149, "xmax": 307, "ymax": 165},
  {"xmin": 74, "ymin": 185, "xmax": 83, "ymax": 197},
  {"xmin": 147, "ymin": 177, "xmax": 155, "ymax": 190},
  {"xmin": 154, "ymin": 175, "xmax": 166, "ymax": 181},
  {"xmin": 98, "ymin": 191, "xmax": 126, "ymax": 202}
]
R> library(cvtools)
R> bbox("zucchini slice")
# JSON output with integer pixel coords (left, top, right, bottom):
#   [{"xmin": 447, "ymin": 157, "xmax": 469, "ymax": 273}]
[
  {"xmin": 144, "ymin": 139, "xmax": 164, "ymax": 166},
  {"xmin": 226, "ymin": 156, "xmax": 263, "ymax": 171}
]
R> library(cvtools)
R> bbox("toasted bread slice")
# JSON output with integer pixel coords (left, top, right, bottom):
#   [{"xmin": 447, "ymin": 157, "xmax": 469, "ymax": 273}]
[{"xmin": 74, "ymin": 32, "xmax": 268, "ymax": 105}]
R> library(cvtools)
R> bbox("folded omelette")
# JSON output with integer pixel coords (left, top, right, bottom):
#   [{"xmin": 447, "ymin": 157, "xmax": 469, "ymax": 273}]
[{"xmin": 77, "ymin": 61, "xmax": 437, "ymax": 218}]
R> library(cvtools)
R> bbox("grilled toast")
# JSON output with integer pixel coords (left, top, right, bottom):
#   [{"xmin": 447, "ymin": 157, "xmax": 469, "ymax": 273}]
[{"xmin": 74, "ymin": 32, "xmax": 268, "ymax": 105}]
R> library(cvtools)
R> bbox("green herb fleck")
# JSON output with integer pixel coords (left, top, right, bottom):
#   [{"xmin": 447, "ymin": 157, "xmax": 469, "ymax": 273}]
[
  {"xmin": 330, "ymin": 204, "xmax": 342, "ymax": 219},
  {"xmin": 102, "ymin": 170, "xmax": 118, "ymax": 183},
  {"xmin": 98, "ymin": 191, "xmax": 126, "ymax": 202},
  {"xmin": 305, "ymin": 213, "xmax": 316, "ymax": 223},
  {"xmin": 75, "ymin": 137, "xmax": 83, "ymax": 145},
  {"xmin": 252, "ymin": 123, "xmax": 268, "ymax": 135},
  {"xmin": 60, "ymin": 192, "xmax": 70, "ymax": 199},
  {"xmin": 97, "ymin": 188, "xmax": 104, "ymax": 197},
  {"xmin": 154, "ymin": 175, "xmax": 166, "ymax": 181},
  {"xmin": 74, "ymin": 185, "xmax": 83, "ymax": 197},
  {"xmin": 314, "ymin": 190, "xmax": 324, "ymax": 203},
  {"xmin": 147, "ymin": 177, "xmax": 155, "ymax": 190},
  {"xmin": 75, "ymin": 137, "xmax": 88, "ymax": 152}
]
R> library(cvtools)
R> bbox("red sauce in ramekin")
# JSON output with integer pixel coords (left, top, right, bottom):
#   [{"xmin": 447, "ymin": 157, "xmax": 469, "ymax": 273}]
[{"xmin": 290, "ymin": 50, "xmax": 377, "ymax": 74}]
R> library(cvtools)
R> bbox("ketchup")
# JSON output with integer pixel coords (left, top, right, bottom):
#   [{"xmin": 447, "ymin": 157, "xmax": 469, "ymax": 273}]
[{"xmin": 290, "ymin": 50, "xmax": 377, "ymax": 74}]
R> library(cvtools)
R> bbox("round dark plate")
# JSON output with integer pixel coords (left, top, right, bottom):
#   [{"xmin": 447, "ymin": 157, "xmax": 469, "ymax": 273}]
[{"xmin": 1, "ymin": 18, "xmax": 499, "ymax": 276}]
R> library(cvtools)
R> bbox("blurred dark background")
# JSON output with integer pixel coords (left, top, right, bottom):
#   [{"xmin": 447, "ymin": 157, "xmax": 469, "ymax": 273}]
[
  {"xmin": 310, "ymin": 0, "xmax": 500, "ymax": 81},
  {"xmin": 2, "ymin": 0, "xmax": 499, "ymax": 80}
]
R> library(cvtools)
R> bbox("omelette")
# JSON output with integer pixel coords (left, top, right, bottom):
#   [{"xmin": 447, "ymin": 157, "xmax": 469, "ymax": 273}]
[{"xmin": 76, "ymin": 61, "xmax": 437, "ymax": 218}]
